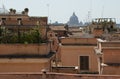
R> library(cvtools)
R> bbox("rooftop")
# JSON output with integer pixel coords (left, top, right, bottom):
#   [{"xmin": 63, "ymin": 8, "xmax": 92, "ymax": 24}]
[
  {"xmin": 0, "ymin": 52, "xmax": 55, "ymax": 59},
  {"xmin": 0, "ymin": 72, "xmax": 119, "ymax": 79},
  {"xmin": 49, "ymin": 26, "xmax": 66, "ymax": 31}
]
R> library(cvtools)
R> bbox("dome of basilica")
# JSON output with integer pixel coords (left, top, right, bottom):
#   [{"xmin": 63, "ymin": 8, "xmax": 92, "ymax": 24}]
[{"xmin": 68, "ymin": 12, "xmax": 79, "ymax": 26}]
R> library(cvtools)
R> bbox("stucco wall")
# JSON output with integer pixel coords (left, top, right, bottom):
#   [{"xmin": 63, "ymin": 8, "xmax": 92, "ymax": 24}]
[
  {"xmin": 0, "ymin": 44, "xmax": 50, "ymax": 55},
  {"xmin": 103, "ymin": 48, "xmax": 120, "ymax": 63},
  {"xmin": 102, "ymin": 66, "xmax": 120, "ymax": 75},
  {"xmin": 0, "ymin": 58, "xmax": 50, "ymax": 72},
  {"xmin": 101, "ymin": 42, "xmax": 120, "ymax": 47},
  {"xmin": 60, "ymin": 45, "xmax": 98, "ymax": 73},
  {"xmin": 61, "ymin": 38, "xmax": 97, "ymax": 45}
]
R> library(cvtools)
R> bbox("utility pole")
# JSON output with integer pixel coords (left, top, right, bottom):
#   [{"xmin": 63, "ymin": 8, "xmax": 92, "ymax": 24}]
[{"xmin": 47, "ymin": 4, "xmax": 50, "ymax": 24}]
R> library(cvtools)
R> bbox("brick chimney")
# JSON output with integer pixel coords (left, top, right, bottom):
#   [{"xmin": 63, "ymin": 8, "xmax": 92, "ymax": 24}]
[
  {"xmin": 9, "ymin": 8, "xmax": 14, "ymax": 15},
  {"xmin": 9, "ymin": 8, "xmax": 16, "ymax": 14}
]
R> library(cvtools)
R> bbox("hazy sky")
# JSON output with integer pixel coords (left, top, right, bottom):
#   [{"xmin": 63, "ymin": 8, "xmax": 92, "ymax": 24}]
[{"xmin": 0, "ymin": 0, "xmax": 120, "ymax": 23}]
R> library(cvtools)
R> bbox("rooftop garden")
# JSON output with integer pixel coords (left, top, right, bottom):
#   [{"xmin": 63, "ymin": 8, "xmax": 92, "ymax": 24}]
[{"xmin": 0, "ymin": 25, "xmax": 47, "ymax": 44}]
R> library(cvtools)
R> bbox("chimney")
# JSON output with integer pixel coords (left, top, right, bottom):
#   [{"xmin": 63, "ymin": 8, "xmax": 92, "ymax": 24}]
[
  {"xmin": 24, "ymin": 8, "xmax": 29, "ymax": 15},
  {"xmin": 22, "ymin": 11, "xmax": 25, "ymax": 14},
  {"xmin": 9, "ymin": 8, "xmax": 14, "ymax": 14},
  {"xmin": 12, "ymin": 9, "xmax": 16, "ymax": 14}
]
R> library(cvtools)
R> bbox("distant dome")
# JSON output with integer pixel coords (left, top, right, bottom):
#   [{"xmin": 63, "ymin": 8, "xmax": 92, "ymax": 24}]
[{"xmin": 68, "ymin": 12, "xmax": 79, "ymax": 26}]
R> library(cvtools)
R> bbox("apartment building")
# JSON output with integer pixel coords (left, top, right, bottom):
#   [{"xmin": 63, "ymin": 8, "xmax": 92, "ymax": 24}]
[
  {"xmin": 94, "ymin": 39, "xmax": 120, "ymax": 75},
  {"xmin": 52, "ymin": 37, "xmax": 99, "ymax": 74}
]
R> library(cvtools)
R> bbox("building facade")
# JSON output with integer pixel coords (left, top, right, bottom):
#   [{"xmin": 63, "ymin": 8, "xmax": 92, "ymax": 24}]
[
  {"xmin": 0, "ymin": 8, "xmax": 47, "ymax": 39},
  {"xmin": 94, "ymin": 39, "xmax": 120, "ymax": 75},
  {"xmin": 0, "ymin": 8, "xmax": 56, "ymax": 72},
  {"xmin": 52, "ymin": 37, "xmax": 99, "ymax": 74}
]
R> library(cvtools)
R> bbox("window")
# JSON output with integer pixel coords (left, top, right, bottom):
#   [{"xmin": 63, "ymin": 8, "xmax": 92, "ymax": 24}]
[
  {"xmin": 17, "ymin": 18, "xmax": 22, "ymax": 21},
  {"xmin": 80, "ymin": 56, "xmax": 89, "ymax": 70},
  {"xmin": 2, "ymin": 18, "xmax": 6, "ymax": 21},
  {"xmin": 17, "ymin": 18, "xmax": 22, "ymax": 25}
]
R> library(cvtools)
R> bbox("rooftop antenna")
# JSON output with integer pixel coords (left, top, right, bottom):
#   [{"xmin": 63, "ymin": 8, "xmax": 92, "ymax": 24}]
[
  {"xmin": 90, "ymin": 0, "xmax": 92, "ymax": 19},
  {"xmin": 47, "ymin": 4, "xmax": 50, "ymax": 24},
  {"xmin": 87, "ymin": 0, "xmax": 92, "ymax": 23},
  {"xmin": 2, "ymin": 4, "xmax": 5, "ymax": 14},
  {"xmin": 88, "ymin": 11, "xmax": 91, "ymax": 23}
]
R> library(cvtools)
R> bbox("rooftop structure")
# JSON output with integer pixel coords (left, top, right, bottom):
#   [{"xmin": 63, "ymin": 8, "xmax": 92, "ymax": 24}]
[{"xmin": 87, "ymin": 18, "xmax": 117, "ymax": 38}]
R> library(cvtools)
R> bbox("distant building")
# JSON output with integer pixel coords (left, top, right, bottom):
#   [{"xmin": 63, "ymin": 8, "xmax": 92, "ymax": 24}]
[
  {"xmin": 87, "ymin": 18, "xmax": 117, "ymax": 38},
  {"xmin": 51, "ymin": 21, "xmax": 65, "ymax": 26},
  {"xmin": 94, "ymin": 39, "xmax": 120, "ymax": 75},
  {"xmin": 0, "ymin": 8, "xmax": 47, "ymax": 39},
  {"xmin": 67, "ymin": 12, "xmax": 83, "ymax": 27},
  {"xmin": 48, "ymin": 25, "xmax": 67, "ymax": 37}
]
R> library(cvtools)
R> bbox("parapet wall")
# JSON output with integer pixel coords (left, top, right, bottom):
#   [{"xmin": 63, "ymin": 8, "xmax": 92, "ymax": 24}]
[
  {"xmin": 101, "ymin": 42, "xmax": 120, "ymax": 47},
  {"xmin": 0, "ymin": 44, "xmax": 50, "ymax": 55},
  {"xmin": 103, "ymin": 48, "xmax": 120, "ymax": 63},
  {"xmin": 0, "ymin": 72, "xmax": 119, "ymax": 79},
  {"xmin": 61, "ymin": 37, "xmax": 97, "ymax": 45}
]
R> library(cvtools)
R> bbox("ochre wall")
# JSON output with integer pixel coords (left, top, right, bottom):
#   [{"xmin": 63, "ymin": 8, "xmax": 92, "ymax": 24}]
[
  {"xmin": 60, "ymin": 46, "xmax": 98, "ymax": 73},
  {"xmin": 0, "ymin": 44, "xmax": 50, "ymax": 55},
  {"xmin": 61, "ymin": 38, "xmax": 97, "ymax": 45},
  {"xmin": 103, "ymin": 49, "xmax": 120, "ymax": 63},
  {"xmin": 101, "ymin": 48, "xmax": 120, "ymax": 75},
  {"xmin": 0, "ymin": 59, "xmax": 50, "ymax": 72},
  {"xmin": 102, "ymin": 66, "xmax": 120, "ymax": 75},
  {"xmin": 101, "ymin": 42, "xmax": 120, "ymax": 47},
  {"xmin": 97, "ymin": 40, "xmax": 120, "ymax": 75}
]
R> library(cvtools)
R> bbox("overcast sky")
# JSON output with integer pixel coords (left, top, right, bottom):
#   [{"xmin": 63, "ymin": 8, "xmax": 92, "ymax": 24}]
[{"xmin": 0, "ymin": 0, "xmax": 120, "ymax": 23}]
